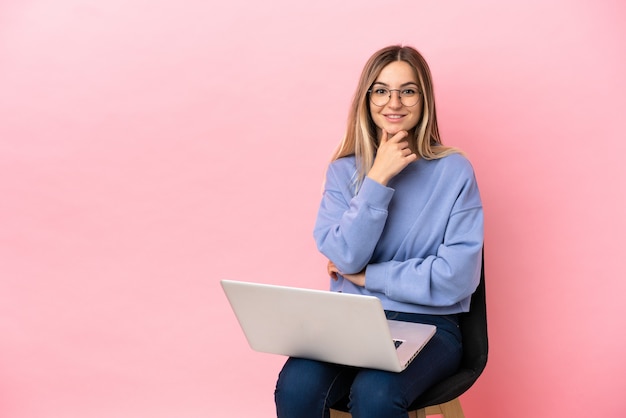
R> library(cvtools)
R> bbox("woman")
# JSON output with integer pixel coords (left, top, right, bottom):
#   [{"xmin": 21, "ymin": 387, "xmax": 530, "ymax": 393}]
[{"xmin": 275, "ymin": 45, "xmax": 484, "ymax": 418}]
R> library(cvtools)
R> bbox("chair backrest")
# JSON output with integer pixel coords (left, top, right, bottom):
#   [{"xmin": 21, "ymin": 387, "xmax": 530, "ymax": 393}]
[
  {"xmin": 409, "ymin": 249, "xmax": 488, "ymax": 408},
  {"xmin": 459, "ymin": 250, "xmax": 488, "ymax": 374}
]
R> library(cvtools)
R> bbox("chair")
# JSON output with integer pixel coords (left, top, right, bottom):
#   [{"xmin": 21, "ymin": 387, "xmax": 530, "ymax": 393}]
[{"xmin": 330, "ymin": 250, "xmax": 488, "ymax": 418}]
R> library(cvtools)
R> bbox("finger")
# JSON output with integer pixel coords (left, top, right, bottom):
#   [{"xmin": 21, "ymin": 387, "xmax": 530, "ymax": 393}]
[
  {"xmin": 379, "ymin": 129, "xmax": 388, "ymax": 145},
  {"xmin": 388, "ymin": 130, "xmax": 409, "ymax": 143}
]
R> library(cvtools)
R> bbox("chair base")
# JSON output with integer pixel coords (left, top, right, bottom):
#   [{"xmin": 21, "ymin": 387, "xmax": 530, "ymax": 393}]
[{"xmin": 329, "ymin": 397, "xmax": 465, "ymax": 418}]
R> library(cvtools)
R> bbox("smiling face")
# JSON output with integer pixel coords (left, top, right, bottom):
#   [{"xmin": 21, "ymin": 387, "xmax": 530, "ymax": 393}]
[{"xmin": 369, "ymin": 60, "xmax": 423, "ymax": 139}]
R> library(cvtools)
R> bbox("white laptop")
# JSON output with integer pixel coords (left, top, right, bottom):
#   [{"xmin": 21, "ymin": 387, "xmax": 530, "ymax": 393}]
[{"xmin": 221, "ymin": 280, "xmax": 436, "ymax": 373}]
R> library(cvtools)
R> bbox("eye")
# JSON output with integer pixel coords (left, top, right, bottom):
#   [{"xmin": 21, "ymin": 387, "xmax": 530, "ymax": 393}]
[
  {"xmin": 401, "ymin": 88, "xmax": 417, "ymax": 96},
  {"xmin": 373, "ymin": 88, "xmax": 389, "ymax": 95}
]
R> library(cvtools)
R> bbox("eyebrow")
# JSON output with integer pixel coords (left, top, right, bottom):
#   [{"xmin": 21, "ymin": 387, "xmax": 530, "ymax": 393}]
[{"xmin": 372, "ymin": 81, "xmax": 419, "ymax": 88}]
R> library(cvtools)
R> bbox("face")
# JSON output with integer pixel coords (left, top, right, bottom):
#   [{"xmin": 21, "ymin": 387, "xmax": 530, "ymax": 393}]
[{"xmin": 369, "ymin": 60, "xmax": 423, "ymax": 138}]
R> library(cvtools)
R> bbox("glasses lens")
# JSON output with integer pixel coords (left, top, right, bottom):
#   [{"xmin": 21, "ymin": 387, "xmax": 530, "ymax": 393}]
[
  {"xmin": 400, "ymin": 89, "xmax": 420, "ymax": 107},
  {"xmin": 369, "ymin": 88, "xmax": 390, "ymax": 106}
]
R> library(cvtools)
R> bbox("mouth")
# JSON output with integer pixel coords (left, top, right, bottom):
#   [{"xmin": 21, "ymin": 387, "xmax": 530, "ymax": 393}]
[{"xmin": 384, "ymin": 114, "xmax": 406, "ymax": 121}]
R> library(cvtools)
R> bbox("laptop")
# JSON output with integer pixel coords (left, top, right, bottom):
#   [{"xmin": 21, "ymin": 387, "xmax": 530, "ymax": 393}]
[{"xmin": 221, "ymin": 280, "xmax": 436, "ymax": 373}]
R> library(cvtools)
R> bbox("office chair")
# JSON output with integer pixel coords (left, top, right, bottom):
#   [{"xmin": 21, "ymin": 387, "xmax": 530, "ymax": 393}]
[{"xmin": 330, "ymin": 250, "xmax": 488, "ymax": 418}]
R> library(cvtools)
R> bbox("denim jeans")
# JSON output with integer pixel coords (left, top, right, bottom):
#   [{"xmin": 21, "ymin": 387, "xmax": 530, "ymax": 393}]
[{"xmin": 275, "ymin": 312, "xmax": 462, "ymax": 418}]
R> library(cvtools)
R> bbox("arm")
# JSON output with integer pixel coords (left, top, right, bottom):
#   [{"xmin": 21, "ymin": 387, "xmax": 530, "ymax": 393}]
[
  {"xmin": 365, "ymin": 208, "xmax": 483, "ymax": 307},
  {"xmin": 314, "ymin": 130, "xmax": 416, "ymax": 274},
  {"xmin": 314, "ymin": 170, "xmax": 393, "ymax": 274},
  {"xmin": 365, "ymin": 170, "xmax": 484, "ymax": 308}
]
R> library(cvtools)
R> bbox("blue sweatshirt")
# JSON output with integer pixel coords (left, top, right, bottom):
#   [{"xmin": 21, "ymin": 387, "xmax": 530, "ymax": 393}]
[{"xmin": 314, "ymin": 153, "xmax": 484, "ymax": 315}]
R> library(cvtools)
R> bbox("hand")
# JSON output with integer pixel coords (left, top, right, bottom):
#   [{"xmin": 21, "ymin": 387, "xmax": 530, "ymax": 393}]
[
  {"xmin": 367, "ymin": 129, "xmax": 417, "ymax": 186},
  {"xmin": 327, "ymin": 260, "xmax": 340, "ymax": 281},
  {"xmin": 327, "ymin": 260, "xmax": 366, "ymax": 287}
]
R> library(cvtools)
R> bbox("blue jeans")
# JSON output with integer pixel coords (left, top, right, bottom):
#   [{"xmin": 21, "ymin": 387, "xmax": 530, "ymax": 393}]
[{"xmin": 274, "ymin": 312, "xmax": 462, "ymax": 418}]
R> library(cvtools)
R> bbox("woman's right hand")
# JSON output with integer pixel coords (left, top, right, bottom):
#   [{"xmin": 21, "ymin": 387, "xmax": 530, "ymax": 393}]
[{"xmin": 367, "ymin": 129, "xmax": 417, "ymax": 186}]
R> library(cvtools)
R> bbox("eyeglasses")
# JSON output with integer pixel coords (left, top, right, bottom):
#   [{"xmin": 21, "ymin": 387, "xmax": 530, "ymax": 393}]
[{"xmin": 368, "ymin": 85, "xmax": 422, "ymax": 107}]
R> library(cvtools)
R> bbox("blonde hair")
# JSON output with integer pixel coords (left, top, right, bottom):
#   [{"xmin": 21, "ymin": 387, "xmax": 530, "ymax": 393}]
[{"xmin": 332, "ymin": 45, "xmax": 461, "ymax": 190}]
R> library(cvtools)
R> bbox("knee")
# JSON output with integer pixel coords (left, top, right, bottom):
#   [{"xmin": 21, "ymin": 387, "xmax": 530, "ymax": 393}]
[
  {"xmin": 275, "ymin": 358, "xmax": 330, "ymax": 415},
  {"xmin": 275, "ymin": 359, "xmax": 311, "ymax": 405},
  {"xmin": 349, "ymin": 374, "xmax": 407, "ymax": 416}
]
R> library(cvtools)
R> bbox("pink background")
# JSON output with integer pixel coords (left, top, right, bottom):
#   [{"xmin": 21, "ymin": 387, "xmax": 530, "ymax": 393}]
[{"xmin": 1, "ymin": 0, "xmax": 625, "ymax": 417}]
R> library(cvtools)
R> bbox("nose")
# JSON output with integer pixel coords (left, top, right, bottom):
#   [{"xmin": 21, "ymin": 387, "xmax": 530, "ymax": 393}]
[{"xmin": 387, "ymin": 90, "xmax": 403, "ymax": 108}]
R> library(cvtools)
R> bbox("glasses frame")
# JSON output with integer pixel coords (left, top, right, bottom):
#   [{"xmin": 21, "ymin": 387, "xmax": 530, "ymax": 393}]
[{"xmin": 367, "ymin": 85, "xmax": 423, "ymax": 107}]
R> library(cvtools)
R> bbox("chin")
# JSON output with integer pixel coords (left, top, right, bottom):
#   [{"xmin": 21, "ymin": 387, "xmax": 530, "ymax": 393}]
[{"xmin": 386, "ymin": 126, "xmax": 410, "ymax": 135}]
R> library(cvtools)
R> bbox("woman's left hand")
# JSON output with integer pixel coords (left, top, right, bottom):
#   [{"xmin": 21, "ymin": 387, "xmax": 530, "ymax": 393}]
[{"xmin": 327, "ymin": 261, "xmax": 366, "ymax": 287}]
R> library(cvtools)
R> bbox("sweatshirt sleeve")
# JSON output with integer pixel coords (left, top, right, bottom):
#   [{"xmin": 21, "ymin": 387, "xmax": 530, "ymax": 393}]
[
  {"xmin": 365, "ymin": 167, "xmax": 484, "ymax": 308},
  {"xmin": 313, "ymin": 164, "xmax": 394, "ymax": 274}
]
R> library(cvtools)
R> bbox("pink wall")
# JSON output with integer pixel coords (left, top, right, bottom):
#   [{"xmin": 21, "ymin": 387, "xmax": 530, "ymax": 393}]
[{"xmin": 1, "ymin": 0, "xmax": 625, "ymax": 417}]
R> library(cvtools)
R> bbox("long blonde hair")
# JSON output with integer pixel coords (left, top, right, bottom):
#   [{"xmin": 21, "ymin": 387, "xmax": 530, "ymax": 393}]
[{"xmin": 332, "ymin": 45, "xmax": 461, "ymax": 190}]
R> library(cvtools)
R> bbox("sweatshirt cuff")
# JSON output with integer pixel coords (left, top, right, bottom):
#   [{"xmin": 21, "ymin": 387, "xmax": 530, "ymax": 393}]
[
  {"xmin": 358, "ymin": 177, "xmax": 394, "ymax": 209},
  {"xmin": 365, "ymin": 262, "xmax": 387, "ymax": 294}
]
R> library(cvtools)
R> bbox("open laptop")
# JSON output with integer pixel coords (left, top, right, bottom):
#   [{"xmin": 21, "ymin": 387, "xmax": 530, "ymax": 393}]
[{"xmin": 221, "ymin": 280, "xmax": 436, "ymax": 373}]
